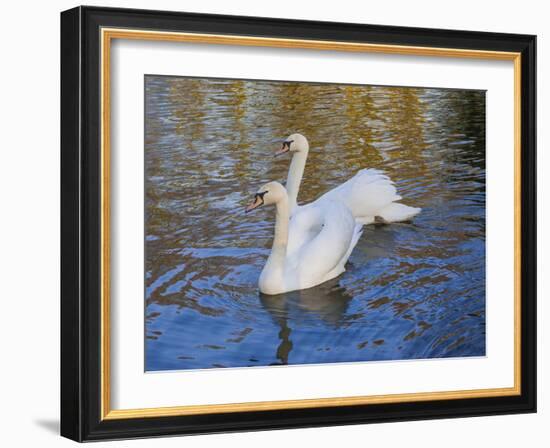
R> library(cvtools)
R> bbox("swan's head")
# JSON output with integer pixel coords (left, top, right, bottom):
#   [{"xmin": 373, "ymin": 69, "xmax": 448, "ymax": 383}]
[
  {"xmin": 274, "ymin": 133, "xmax": 309, "ymax": 156},
  {"xmin": 245, "ymin": 181, "xmax": 287, "ymax": 213}
]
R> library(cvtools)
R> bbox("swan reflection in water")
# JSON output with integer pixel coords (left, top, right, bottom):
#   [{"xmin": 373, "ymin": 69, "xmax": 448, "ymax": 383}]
[{"xmin": 259, "ymin": 277, "xmax": 354, "ymax": 365}]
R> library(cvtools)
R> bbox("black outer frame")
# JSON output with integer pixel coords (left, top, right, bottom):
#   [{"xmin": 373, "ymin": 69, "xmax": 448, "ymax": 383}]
[{"xmin": 60, "ymin": 5, "xmax": 536, "ymax": 442}]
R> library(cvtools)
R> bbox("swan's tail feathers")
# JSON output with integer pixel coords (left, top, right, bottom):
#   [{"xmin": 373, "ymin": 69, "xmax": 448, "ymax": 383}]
[
  {"xmin": 377, "ymin": 202, "xmax": 421, "ymax": 223},
  {"xmin": 356, "ymin": 216, "xmax": 375, "ymax": 225}
]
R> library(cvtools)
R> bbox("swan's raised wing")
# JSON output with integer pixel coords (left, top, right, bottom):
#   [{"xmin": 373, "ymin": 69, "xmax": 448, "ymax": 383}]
[
  {"xmin": 286, "ymin": 203, "xmax": 323, "ymax": 257},
  {"xmin": 317, "ymin": 168, "xmax": 403, "ymax": 222},
  {"xmin": 291, "ymin": 201, "xmax": 357, "ymax": 289}
]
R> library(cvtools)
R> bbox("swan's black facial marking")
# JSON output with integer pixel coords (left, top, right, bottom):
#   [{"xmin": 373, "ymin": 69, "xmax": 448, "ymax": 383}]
[
  {"xmin": 282, "ymin": 140, "xmax": 294, "ymax": 151},
  {"xmin": 255, "ymin": 190, "xmax": 268, "ymax": 204},
  {"xmin": 245, "ymin": 190, "xmax": 268, "ymax": 213},
  {"xmin": 275, "ymin": 139, "xmax": 294, "ymax": 156}
]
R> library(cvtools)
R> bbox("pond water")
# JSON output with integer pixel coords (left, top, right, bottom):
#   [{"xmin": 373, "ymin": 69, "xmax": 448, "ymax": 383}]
[{"xmin": 144, "ymin": 76, "xmax": 486, "ymax": 371}]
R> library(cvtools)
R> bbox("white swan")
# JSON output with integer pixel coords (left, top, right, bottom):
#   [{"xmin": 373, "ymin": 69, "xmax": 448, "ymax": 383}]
[
  {"xmin": 246, "ymin": 181, "xmax": 362, "ymax": 295},
  {"xmin": 276, "ymin": 133, "xmax": 421, "ymax": 225}
]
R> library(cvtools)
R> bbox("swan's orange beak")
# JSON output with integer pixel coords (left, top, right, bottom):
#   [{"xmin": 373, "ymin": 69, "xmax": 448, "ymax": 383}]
[
  {"xmin": 274, "ymin": 141, "xmax": 291, "ymax": 157},
  {"xmin": 245, "ymin": 194, "xmax": 264, "ymax": 213}
]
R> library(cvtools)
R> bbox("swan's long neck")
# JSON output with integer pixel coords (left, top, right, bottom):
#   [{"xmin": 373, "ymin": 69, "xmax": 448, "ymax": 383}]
[
  {"xmin": 285, "ymin": 151, "xmax": 308, "ymax": 213},
  {"xmin": 265, "ymin": 196, "xmax": 290, "ymax": 269}
]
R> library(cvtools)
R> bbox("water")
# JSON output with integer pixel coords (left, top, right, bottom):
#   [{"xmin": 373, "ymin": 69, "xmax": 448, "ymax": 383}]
[{"xmin": 144, "ymin": 76, "xmax": 486, "ymax": 371}]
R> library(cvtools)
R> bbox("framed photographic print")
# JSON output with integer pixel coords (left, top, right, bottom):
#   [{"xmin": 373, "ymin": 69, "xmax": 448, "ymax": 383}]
[{"xmin": 60, "ymin": 6, "xmax": 536, "ymax": 442}]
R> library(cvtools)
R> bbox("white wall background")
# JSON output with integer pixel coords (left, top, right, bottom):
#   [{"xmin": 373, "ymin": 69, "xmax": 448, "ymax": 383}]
[{"xmin": 0, "ymin": 0, "xmax": 546, "ymax": 446}]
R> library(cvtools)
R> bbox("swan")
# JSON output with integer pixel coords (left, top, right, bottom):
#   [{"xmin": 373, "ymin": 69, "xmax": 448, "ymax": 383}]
[
  {"xmin": 275, "ymin": 133, "xmax": 421, "ymax": 225},
  {"xmin": 245, "ymin": 181, "xmax": 363, "ymax": 295}
]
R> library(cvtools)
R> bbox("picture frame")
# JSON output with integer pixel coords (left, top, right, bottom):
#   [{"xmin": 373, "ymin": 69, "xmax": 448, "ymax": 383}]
[{"xmin": 60, "ymin": 5, "xmax": 536, "ymax": 442}]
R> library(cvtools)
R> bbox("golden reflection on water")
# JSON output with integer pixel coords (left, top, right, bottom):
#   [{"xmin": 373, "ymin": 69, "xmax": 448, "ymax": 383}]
[{"xmin": 145, "ymin": 76, "xmax": 486, "ymax": 370}]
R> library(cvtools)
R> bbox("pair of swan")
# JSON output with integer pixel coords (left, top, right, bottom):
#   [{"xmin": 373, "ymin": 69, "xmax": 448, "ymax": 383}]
[{"xmin": 246, "ymin": 134, "xmax": 421, "ymax": 295}]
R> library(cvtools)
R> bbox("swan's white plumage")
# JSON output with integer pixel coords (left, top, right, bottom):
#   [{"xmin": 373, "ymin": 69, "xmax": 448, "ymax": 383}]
[
  {"xmin": 377, "ymin": 202, "xmax": 422, "ymax": 223},
  {"xmin": 281, "ymin": 134, "xmax": 421, "ymax": 228},
  {"xmin": 318, "ymin": 168, "xmax": 421, "ymax": 224},
  {"xmin": 250, "ymin": 182, "xmax": 360, "ymax": 295},
  {"xmin": 248, "ymin": 133, "xmax": 422, "ymax": 295}
]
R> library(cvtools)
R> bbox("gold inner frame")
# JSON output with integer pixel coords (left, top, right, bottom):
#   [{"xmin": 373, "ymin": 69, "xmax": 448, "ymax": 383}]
[{"xmin": 100, "ymin": 27, "xmax": 522, "ymax": 420}]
